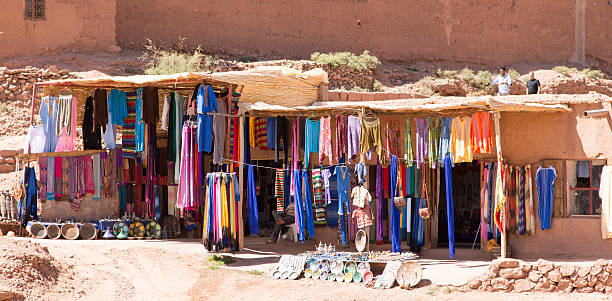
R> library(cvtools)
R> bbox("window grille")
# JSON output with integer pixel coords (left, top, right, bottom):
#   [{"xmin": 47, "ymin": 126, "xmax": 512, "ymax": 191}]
[{"xmin": 24, "ymin": 0, "xmax": 45, "ymax": 21}]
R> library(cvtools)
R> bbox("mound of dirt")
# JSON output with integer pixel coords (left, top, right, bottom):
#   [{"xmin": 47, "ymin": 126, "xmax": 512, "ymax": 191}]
[{"xmin": 0, "ymin": 239, "xmax": 60, "ymax": 297}]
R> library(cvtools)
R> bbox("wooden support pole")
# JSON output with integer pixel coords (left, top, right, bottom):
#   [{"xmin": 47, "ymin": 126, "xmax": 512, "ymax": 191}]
[
  {"xmin": 493, "ymin": 111, "xmax": 506, "ymax": 258},
  {"xmin": 238, "ymin": 114, "xmax": 245, "ymax": 250}
]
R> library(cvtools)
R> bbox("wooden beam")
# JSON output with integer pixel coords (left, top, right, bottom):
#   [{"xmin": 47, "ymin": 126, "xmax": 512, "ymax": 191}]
[
  {"xmin": 238, "ymin": 114, "xmax": 245, "ymax": 250},
  {"xmin": 493, "ymin": 112, "xmax": 506, "ymax": 258}
]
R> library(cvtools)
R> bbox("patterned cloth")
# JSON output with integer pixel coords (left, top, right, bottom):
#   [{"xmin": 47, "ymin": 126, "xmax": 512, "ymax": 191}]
[
  {"xmin": 518, "ymin": 166, "xmax": 526, "ymax": 235},
  {"xmin": 404, "ymin": 119, "xmax": 413, "ymax": 166},
  {"xmin": 312, "ymin": 168, "xmax": 325, "ymax": 222},
  {"xmin": 319, "ymin": 117, "xmax": 332, "ymax": 165},
  {"xmin": 428, "ymin": 118, "xmax": 440, "ymax": 168},
  {"xmin": 254, "ymin": 117, "xmax": 268, "ymax": 149},
  {"xmin": 335, "ymin": 115, "xmax": 347, "ymax": 163},
  {"xmin": 38, "ymin": 158, "xmax": 47, "ymax": 201},
  {"xmin": 122, "ymin": 91, "xmax": 137, "ymax": 158},
  {"xmin": 274, "ymin": 168, "xmax": 284, "ymax": 212}
]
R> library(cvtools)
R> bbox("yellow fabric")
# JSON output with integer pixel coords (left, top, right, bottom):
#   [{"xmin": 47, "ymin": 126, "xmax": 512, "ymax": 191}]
[
  {"xmin": 249, "ymin": 117, "xmax": 256, "ymax": 148},
  {"xmin": 600, "ymin": 166, "xmax": 612, "ymax": 239},
  {"xmin": 221, "ymin": 177, "xmax": 229, "ymax": 231},
  {"xmin": 450, "ymin": 117, "xmax": 473, "ymax": 163},
  {"xmin": 202, "ymin": 181, "xmax": 210, "ymax": 241}
]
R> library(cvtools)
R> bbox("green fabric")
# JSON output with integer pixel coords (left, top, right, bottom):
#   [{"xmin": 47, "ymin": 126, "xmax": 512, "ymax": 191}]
[
  {"xmin": 404, "ymin": 119, "xmax": 414, "ymax": 166},
  {"xmin": 428, "ymin": 118, "xmax": 440, "ymax": 168}
]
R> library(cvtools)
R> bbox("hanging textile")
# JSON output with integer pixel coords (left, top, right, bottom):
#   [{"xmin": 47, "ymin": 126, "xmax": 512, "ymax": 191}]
[
  {"xmin": 274, "ymin": 168, "xmax": 285, "ymax": 212},
  {"xmin": 404, "ymin": 119, "xmax": 413, "ymax": 166},
  {"xmin": 302, "ymin": 169, "xmax": 315, "ymax": 239},
  {"xmin": 312, "ymin": 168, "xmax": 326, "ymax": 222},
  {"xmin": 599, "ymin": 166, "xmax": 612, "ymax": 239},
  {"xmin": 428, "ymin": 118, "xmax": 440, "ymax": 168},
  {"xmin": 103, "ymin": 100, "xmax": 117, "ymax": 150},
  {"xmin": 384, "ymin": 120, "xmax": 401, "ymax": 162},
  {"xmin": 196, "ymin": 85, "xmax": 218, "ymax": 152},
  {"xmin": 360, "ymin": 117, "xmax": 385, "ymax": 165},
  {"xmin": 247, "ymin": 165, "xmax": 259, "ymax": 235},
  {"xmin": 177, "ymin": 125, "xmax": 197, "ymax": 211},
  {"xmin": 93, "ymin": 88, "xmax": 108, "ymax": 127},
  {"xmin": 319, "ymin": 117, "xmax": 332, "ymax": 165},
  {"xmin": 293, "ymin": 169, "xmax": 304, "ymax": 241},
  {"xmin": 266, "ymin": 117, "xmax": 277, "ymax": 150},
  {"xmin": 525, "ymin": 165, "xmax": 535, "ymax": 235},
  {"xmin": 507, "ymin": 167, "xmax": 517, "ymax": 233},
  {"xmin": 347, "ymin": 116, "xmax": 361, "ymax": 160},
  {"xmin": 275, "ymin": 116, "xmax": 289, "ymax": 163},
  {"xmin": 304, "ymin": 118, "xmax": 320, "ymax": 168},
  {"xmin": 336, "ymin": 165, "xmax": 351, "ymax": 246},
  {"xmin": 390, "ymin": 155, "xmax": 401, "ymax": 253},
  {"xmin": 321, "ymin": 168, "xmax": 332, "ymax": 205},
  {"xmin": 145, "ymin": 124, "xmax": 158, "ymax": 218},
  {"xmin": 121, "ymin": 91, "xmax": 138, "ymax": 158},
  {"xmin": 438, "ymin": 117, "xmax": 453, "ymax": 167},
  {"xmin": 135, "ymin": 88, "xmax": 145, "ymax": 153},
  {"xmin": 450, "ymin": 117, "xmax": 473, "ymax": 163},
  {"xmin": 376, "ymin": 160, "xmax": 383, "ymax": 243},
  {"xmin": 203, "ymin": 172, "xmax": 240, "ymax": 251},
  {"xmin": 444, "ymin": 155, "xmax": 455, "ymax": 258},
  {"xmin": 335, "ymin": 115, "xmax": 348, "ymax": 164},
  {"xmin": 21, "ymin": 167, "xmax": 37, "ymax": 226},
  {"xmin": 40, "ymin": 96, "xmax": 58, "ymax": 152},
  {"xmin": 518, "ymin": 166, "xmax": 526, "ymax": 235},
  {"xmin": 253, "ymin": 117, "xmax": 268, "ymax": 149},
  {"xmin": 212, "ymin": 100, "xmax": 227, "ymax": 165},
  {"xmin": 415, "ymin": 118, "xmax": 428, "ymax": 169},
  {"xmin": 83, "ymin": 96, "xmax": 102, "ymax": 150},
  {"xmin": 109, "ymin": 89, "xmax": 128, "ymax": 126},
  {"xmin": 471, "ymin": 112, "xmax": 492, "ymax": 154},
  {"xmin": 536, "ymin": 166, "xmax": 556, "ymax": 230},
  {"xmin": 55, "ymin": 96, "xmax": 77, "ymax": 152}
]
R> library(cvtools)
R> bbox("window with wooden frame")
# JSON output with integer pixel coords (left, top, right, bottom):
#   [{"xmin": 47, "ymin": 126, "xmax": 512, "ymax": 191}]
[
  {"xmin": 24, "ymin": 0, "xmax": 46, "ymax": 21},
  {"xmin": 567, "ymin": 160, "xmax": 605, "ymax": 216}
]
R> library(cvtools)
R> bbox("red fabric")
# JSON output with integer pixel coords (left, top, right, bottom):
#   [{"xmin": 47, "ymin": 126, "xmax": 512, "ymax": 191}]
[
  {"xmin": 400, "ymin": 164, "xmax": 407, "ymax": 196},
  {"xmin": 352, "ymin": 205, "xmax": 374, "ymax": 228},
  {"xmin": 233, "ymin": 116, "xmax": 240, "ymax": 169},
  {"xmin": 383, "ymin": 167, "xmax": 389, "ymax": 198}
]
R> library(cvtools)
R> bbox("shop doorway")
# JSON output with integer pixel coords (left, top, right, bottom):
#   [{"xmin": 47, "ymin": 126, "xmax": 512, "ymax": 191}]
[{"xmin": 438, "ymin": 162, "xmax": 481, "ymax": 248}]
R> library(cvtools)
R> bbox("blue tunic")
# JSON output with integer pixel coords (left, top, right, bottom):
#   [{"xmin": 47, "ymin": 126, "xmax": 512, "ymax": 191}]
[{"xmin": 536, "ymin": 166, "xmax": 557, "ymax": 230}]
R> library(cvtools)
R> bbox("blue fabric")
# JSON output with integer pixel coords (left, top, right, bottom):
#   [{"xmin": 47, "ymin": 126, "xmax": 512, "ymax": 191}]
[
  {"xmin": 118, "ymin": 184, "xmax": 127, "ymax": 212},
  {"xmin": 197, "ymin": 85, "xmax": 218, "ymax": 152},
  {"xmin": 302, "ymin": 169, "xmax": 315, "ymax": 239},
  {"xmin": 24, "ymin": 167, "xmax": 38, "ymax": 223},
  {"xmin": 304, "ymin": 119, "xmax": 320, "ymax": 168},
  {"xmin": 390, "ymin": 155, "xmax": 401, "ymax": 253},
  {"xmin": 336, "ymin": 165, "xmax": 350, "ymax": 246},
  {"xmin": 444, "ymin": 155, "xmax": 455, "ymax": 258},
  {"xmin": 154, "ymin": 185, "xmax": 160, "ymax": 220},
  {"xmin": 293, "ymin": 169, "xmax": 305, "ymax": 241},
  {"xmin": 536, "ymin": 166, "xmax": 556, "ymax": 230},
  {"xmin": 439, "ymin": 117, "xmax": 453, "ymax": 166},
  {"xmin": 266, "ymin": 117, "xmax": 276, "ymax": 150},
  {"xmin": 103, "ymin": 106, "xmax": 116, "ymax": 149},
  {"xmin": 109, "ymin": 89, "xmax": 128, "ymax": 126},
  {"xmin": 46, "ymin": 157, "xmax": 55, "ymax": 201},
  {"xmin": 135, "ymin": 88, "xmax": 145, "ymax": 152},
  {"xmin": 283, "ymin": 168, "xmax": 291, "ymax": 210},
  {"xmin": 247, "ymin": 165, "xmax": 259, "ymax": 235},
  {"xmin": 233, "ymin": 175, "xmax": 240, "ymax": 203},
  {"xmin": 207, "ymin": 175, "xmax": 215, "ymax": 237},
  {"xmin": 40, "ymin": 96, "xmax": 58, "ymax": 152}
]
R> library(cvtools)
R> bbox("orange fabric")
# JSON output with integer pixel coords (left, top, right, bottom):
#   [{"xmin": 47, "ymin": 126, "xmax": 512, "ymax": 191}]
[{"xmin": 471, "ymin": 112, "xmax": 492, "ymax": 154}]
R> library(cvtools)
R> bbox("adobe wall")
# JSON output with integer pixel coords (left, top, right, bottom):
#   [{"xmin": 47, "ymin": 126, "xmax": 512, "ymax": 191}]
[
  {"xmin": 116, "ymin": 0, "xmax": 610, "ymax": 65},
  {"xmin": 0, "ymin": 0, "xmax": 116, "ymax": 58}
]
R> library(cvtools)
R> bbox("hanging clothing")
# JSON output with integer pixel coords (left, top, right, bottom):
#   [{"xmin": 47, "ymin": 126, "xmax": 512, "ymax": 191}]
[
  {"xmin": 360, "ymin": 117, "xmax": 385, "ymax": 165},
  {"xmin": 93, "ymin": 88, "xmax": 108, "ymax": 127},
  {"xmin": 312, "ymin": 168, "xmax": 325, "ymax": 222},
  {"xmin": 335, "ymin": 115, "xmax": 348, "ymax": 163},
  {"xmin": 109, "ymin": 89, "xmax": 128, "ymax": 126},
  {"xmin": 428, "ymin": 118, "xmax": 440, "ymax": 168},
  {"xmin": 266, "ymin": 117, "xmax": 277, "ymax": 150},
  {"xmin": 212, "ymin": 100, "xmax": 227, "ymax": 165},
  {"xmin": 177, "ymin": 125, "xmax": 196, "ymax": 210},
  {"xmin": 293, "ymin": 169, "xmax": 304, "ymax": 241},
  {"xmin": 600, "ymin": 166, "xmax": 612, "ymax": 239},
  {"xmin": 384, "ymin": 120, "xmax": 401, "ymax": 161},
  {"xmin": 40, "ymin": 96, "xmax": 58, "ymax": 152},
  {"xmin": 121, "ymin": 91, "xmax": 138, "ymax": 157},
  {"xmin": 390, "ymin": 155, "xmax": 401, "ymax": 253},
  {"xmin": 135, "ymin": 88, "xmax": 146, "ymax": 153},
  {"xmin": 253, "ymin": 117, "xmax": 268, "ymax": 149},
  {"xmin": 415, "ymin": 118, "xmax": 428, "ymax": 169},
  {"xmin": 354, "ymin": 161, "xmax": 368, "ymax": 184},
  {"xmin": 525, "ymin": 165, "xmax": 535, "ymax": 235},
  {"xmin": 444, "ymin": 155, "xmax": 455, "ymax": 258},
  {"xmin": 304, "ymin": 118, "xmax": 320, "ymax": 168},
  {"xmin": 275, "ymin": 116, "xmax": 289, "ymax": 163},
  {"xmin": 319, "ymin": 117, "xmax": 332, "ymax": 165},
  {"xmin": 145, "ymin": 124, "xmax": 158, "ymax": 218},
  {"xmin": 249, "ymin": 117, "xmax": 256, "ymax": 149},
  {"xmin": 55, "ymin": 96, "xmax": 77, "ymax": 152},
  {"xmin": 274, "ymin": 168, "xmax": 285, "ymax": 212},
  {"xmin": 141, "ymin": 87, "xmax": 159, "ymax": 124},
  {"xmin": 21, "ymin": 167, "xmax": 37, "ymax": 225},
  {"xmin": 197, "ymin": 85, "xmax": 218, "ymax": 152},
  {"xmin": 518, "ymin": 167, "xmax": 526, "ymax": 235},
  {"xmin": 438, "ymin": 117, "xmax": 453, "ymax": 167},
  {"xmin": 302, "ymin": 169, "xmax": 315, "ymax": 239},
  {"xmin": 404, "ymin": 119, "xmax": 413, "ymax": 166},
  {"xmin": 536, "ymin": 166, "xmax": 556, "ymax": 230},
  {"xmin": 376, "ymin": 160, "xmax": 383, "ymax": 242},
  {"xmin": 471, "ymin": 112, "xmax": 492, "ymax": 154},
  {"xmin": 451, "ymin": 117, "xmax": 473, "ymax": 163},
  {"xmin": 83, "ymin": 96, "xmax": 102, "ymax": 150},
  {"xmin": 161, "ymin": 94, "xmax": 170, "ymax": 130},
  {"xmin": 247, "ymin": 165, "xmax": 259, "ymax": 235},
  {"xmin": 347, "ymin": 116, "xmax": 361, "ymax": 160},
  {"xmin": 336, "ymin": 165, "xmax": 351, "ymax": 246},
  {"xmin": 103, "ymin": 102, "xmax": 117, "ymax": 150},
  {"xmin": 321, "ymin": 168, "xmax": 332, "ymax": 205}
]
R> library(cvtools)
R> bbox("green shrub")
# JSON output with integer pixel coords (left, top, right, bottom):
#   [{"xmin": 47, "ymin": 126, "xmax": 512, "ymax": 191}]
[
  {"xmin": 238, "ymin": 56, "xmax": 258, "ymax": 63},
  {"xmin": 583, "ymin": 68, "xmax": 605, "ymax": 80},
  {"xmin": 459, "ymin": 68, "xmax": 475, "ymax": 83},
  {"xmin": 208, "ymin": 254, "xmax": 233, "ymax": 266},
  {"xmin": 508, "ymin": 69, "xmax": 520, "ymax": 81},
  {"xmin": 248, "ymin": 270, "xmax": 264, "ymax": 275},
  {"xmin": 350, "ymin": 86, "xmax": 367, "ymax": 92},
  {"xmin": 418, "ymin": 76, "xmax": 436, "ymax": 95},
  {"xmin": 436, "ymin": 68, "xmax": 457, "ymax": 78},
  {"xmin": 553, "ymin": 66, "xmax": 578, "ymax": 77},
  {"xmin": 310, "ymin": 50, "xmax": 381, "ymax": 70},
  {"xmin": 372, "ymin": 80, "xmax": 383, "ymax": 92},
  {"xmin": 473, "ymin": 70, "xmax": 493, "ymax": 89},
  {"xmin": 141, "ymin": 39, "xmax": 215, "ymax": 75}
]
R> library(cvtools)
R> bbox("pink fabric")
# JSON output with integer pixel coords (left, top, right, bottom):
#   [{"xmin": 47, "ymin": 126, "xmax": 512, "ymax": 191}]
[
  {"xmin": 84, "ymin": 156, "xmax": 94, "ymax": 194},
  {"xmin": 177, "ymin": 125, "xmax": 195, "ymax": 210},
  {"xmin": 319, "ymin": 117, "xmax": 332, "ymax": 165},
  {"xmin": 290, "ymin": 119, "xmax": 297, "ymax": 197},
  {"xmin": 56, "ymin": 97, "xmax": 77, "ymax": 152}
]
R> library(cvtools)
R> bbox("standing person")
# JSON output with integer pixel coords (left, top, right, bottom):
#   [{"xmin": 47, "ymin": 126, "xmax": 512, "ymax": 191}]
[
  {"xmin": 491, "ymin": 67, "xmax": 512, "ymax": 96},
  {"xmin": 526, "ymin": 72, "xmax": 541, "ymax": 95}
]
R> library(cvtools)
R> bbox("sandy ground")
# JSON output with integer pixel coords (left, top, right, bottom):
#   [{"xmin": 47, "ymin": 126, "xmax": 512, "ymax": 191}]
[{"xmin": 0, "ymin": 236, "xmax": 609, "ymax": 301}]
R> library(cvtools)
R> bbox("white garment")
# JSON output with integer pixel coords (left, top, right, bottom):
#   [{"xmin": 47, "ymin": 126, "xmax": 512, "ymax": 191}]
[
  {"xmin": 351, "ymin": 185, "xmax": 371, "ymax": 208},
  {"xmin": 599, "ymin": 166, "xmax": 612, "ymax": 239},
  {"xmin": 161, "ymin": 94, "xmax": 170, "ymax": 130},
  {"xmin": 25, "ymin": 125, "xmax": 46, "ymax": 154}
]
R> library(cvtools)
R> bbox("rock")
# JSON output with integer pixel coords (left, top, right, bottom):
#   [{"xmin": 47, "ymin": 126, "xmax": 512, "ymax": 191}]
[
  {"xmin": 596, "ymin": 281, "xmax": 606, "ymax": 292},
  {"xmin": 599, "ymin": 271, "xmax": 609, "ymax": 283},
  {"xmin": 108, "ymin": 45, "xmax": 122, "ymax": 53},
  {"xmin": 578, "ymin": 266, "xmax": 591, "ymax": 278},
  {"xmin": 528, "ymin": 271, "xmax": 542, "ymax": 282},
  {"xmin": 8, "ymin": 85, "xmax": 16, "ymax": 91},
  {"xmin": 7, "ymin": 93, "xmax": 14, "ymax": 100},
  {"xmin": 595, "ymin": 259, "xmax": 609, "ymax": 266},
  {"xmin": 558, "ymin": 279, "xmax": 573, "ymax": 292},
  {"xmin": 491, "ymin": 277, "xmax": 511, "ymax": 291},
  {"xmin": 468, "ymin": 279, "xmax": 482, "ymax": 289},
  {"xmin": 606, "ymin": 286, "xmax": 612, "ymax": 294},
  {"xmin": 534, "ymin": 280, "xmax": 552, "ymax": 292},
  {"xmin": 500, "ymin": 268, "xmax": 527, "ymax": 279},
  {"xmin": 576, "ymin": 286, "xmax": 594, "ymax": 293},
  {"xmin": 592, "ymin": 264, "xmax": 604, "ymax": 276},
  {"xmin": 59, "ymin": 69, "xmax": 70, "ymax": 75},
  {"xmin": 537, "ymin": 259, "xmax": 554, "ymax": 273},
  {"xmin": 488, "ymin": 266, "xmax": 500, "ymax": 278},
  {"xmin": 497, "ymin": 258, "xmax": 520, "ymax": 268},
  {"xmin": 588, "ymin": 275, "xmax": 598, "ymax": 287},
  {"xmin": 513, "ymin": 279, "xmax": 534, "ymax": 292},
  {"xmin": 45, "ymin": 66, "xmax": 59, "ymax": 74},
  {"xmin": 559, "ymin": 265, "xmax": 575, "ymax": 277},
  {"xmin": 574, "ymin": 277, "xmax": 588, "ymax": 288},
  {"xmin": 520, "ymin": 263, "xmax": 532, "ymax": 273},
  {"xmin": 548, "ymin": 270, "xmax": 562, "ymax": 283}
]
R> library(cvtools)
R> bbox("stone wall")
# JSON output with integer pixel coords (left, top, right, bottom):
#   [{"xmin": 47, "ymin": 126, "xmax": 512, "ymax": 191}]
[
  {"xmin": 0, "ymin": 0, "xmax": 117, "ymax": 58},
  {"xmin": 464, "ymin": 258, "xmax": 612, "ymax": 294},
  {"xmin": 0, "ymin": 66, "xmax": 72, "ymax": 102},
  {"xmin": 116, "ymin": 0, "xmax": 611, "ymax": 65}
]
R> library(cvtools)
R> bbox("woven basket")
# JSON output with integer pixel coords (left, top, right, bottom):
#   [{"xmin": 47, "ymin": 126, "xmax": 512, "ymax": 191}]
[
  {"xmin": 46, "ymin": 224, "xmax": 61, "ymax": 239},
  {"xmin": 29, "ymin": 223, "xmax": 47, "ymax": 239},
  {"xmin": 61, "ymin": 223, "xmax": 80, "ymax": 240},
  {"xmin": 79, "ymin": 223, "xmax": 97, "ymax": 240}
]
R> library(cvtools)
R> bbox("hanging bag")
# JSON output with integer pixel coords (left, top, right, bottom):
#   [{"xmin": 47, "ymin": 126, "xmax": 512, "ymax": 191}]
[
  {"xmin": 393, "ymin": 162, "xmax": 406, "ymax": 209},
  {"xmin": 418, "ymin": 180, "xmax": 431, "ymax": 219}
]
